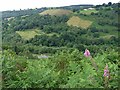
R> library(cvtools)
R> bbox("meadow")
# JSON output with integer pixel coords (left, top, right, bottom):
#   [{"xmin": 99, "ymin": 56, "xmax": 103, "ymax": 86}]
[{"xmin": 67, "ymin": 16, "xmax": 92, "ymax": 29}]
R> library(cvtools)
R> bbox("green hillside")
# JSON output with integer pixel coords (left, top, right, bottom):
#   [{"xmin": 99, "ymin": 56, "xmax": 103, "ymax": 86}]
[{"xmin": 2, "ymin": 2, "xmax": 119, "ymax": 89}]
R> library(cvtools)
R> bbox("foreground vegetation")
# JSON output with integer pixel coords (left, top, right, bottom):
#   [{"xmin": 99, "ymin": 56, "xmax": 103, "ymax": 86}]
[{"xmin": 2, "ymin": 49, "xmax": 119, "ymax": 88}]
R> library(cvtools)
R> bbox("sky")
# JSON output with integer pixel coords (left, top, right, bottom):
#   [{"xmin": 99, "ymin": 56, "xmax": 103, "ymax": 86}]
[{"xmin": 0, "ymin": 0, "xmax": 119, "ymax": 11}]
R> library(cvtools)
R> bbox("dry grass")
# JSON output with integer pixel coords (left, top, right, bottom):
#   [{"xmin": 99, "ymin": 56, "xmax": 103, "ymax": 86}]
[
  {"xmin": 40, "ymin": 9, "xmax": 73, "ymax": 16},
  {"xmin": 67, "ymin": 16, "xmax": 93, "ymax": 29}
]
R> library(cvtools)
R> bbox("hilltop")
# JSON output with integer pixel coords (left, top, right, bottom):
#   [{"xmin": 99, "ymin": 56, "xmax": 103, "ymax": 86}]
[
  {"xmin": 2, "ymin": 4, "xmax": 93, "ymax": 18},
  {"xmin": 40, "ymin": 9, "xmax": 73, "ymax": 16}
]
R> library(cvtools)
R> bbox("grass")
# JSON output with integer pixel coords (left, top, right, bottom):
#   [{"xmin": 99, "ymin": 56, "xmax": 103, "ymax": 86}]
[
  {"xmin": 100, "ymin": 35, "xmax": 116, "ymax": 39},
  {"xmin": 77, "ymin": 15, "xmax": 118, "ymax": 36},
  {"xmin": 67, "ymin": 16, "xmax": 93, "ymax": 29},
  {"xmin": 16, "ymin": 29, "xmax": 40, "ymax": 40},
  {"xmin": 40, "ymin": 9, "xmax": 73, "ymax": 16},
  {"xmin": 91, "ymin": 22, "xmax": 118, "ymax": 36},
  {"xmin": 80, "ymin": 9, "xmax": 99, "ymax": 15},
  {"xmin": 16, "ymin": 29, "xmax": 59, "ymax": 40}
]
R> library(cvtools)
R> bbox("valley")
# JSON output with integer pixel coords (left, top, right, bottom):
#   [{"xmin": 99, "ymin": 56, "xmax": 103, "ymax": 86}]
[{"xmin": 1, "ymin": 2, "xmax": 119, "ymax": 88}]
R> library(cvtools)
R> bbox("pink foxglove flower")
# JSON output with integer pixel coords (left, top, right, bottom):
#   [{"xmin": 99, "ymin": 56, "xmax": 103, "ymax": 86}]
[
  {"xmin": 84, "ymin": 49, "xmax": 98, "ymax": 71},
  {"xmin": 84, "ymin": 49, "xmax": 91, "ymax": 57},
  {"xmin": 103, "ymin": 64, "xmax": 110, "ymax": 78},
  {"xmin": 103, "ymin": 64, "xmax": 110, "ymax": 88}
]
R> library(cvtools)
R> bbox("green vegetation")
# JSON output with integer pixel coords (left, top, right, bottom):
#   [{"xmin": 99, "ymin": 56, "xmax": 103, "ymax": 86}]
[
  {"xmin": 16, "ymin": 29, "xmax": 59, "ymax": 40},
  {"xmin": 1, "ymin": 2, "xmax": 119, "ymax": 89},
  {"xmin": 2, "ymin": 49, "xmax": 119, "ymax": 88}
]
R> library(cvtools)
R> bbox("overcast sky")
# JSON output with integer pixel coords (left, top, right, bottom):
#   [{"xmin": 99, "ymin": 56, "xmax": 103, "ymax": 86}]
[{"xmin": 0, "ymin": 0, "xmax": 119, "ymax": 11}]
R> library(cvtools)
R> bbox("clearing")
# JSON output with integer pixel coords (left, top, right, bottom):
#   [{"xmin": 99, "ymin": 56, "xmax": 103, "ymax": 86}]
[
  {"xmin": 67, "ymin": 16, "xmax": 93, "ymax": 29},
  {"xmin": 16, "ymin": 29, "xmax": 40, "ymax": 40},
  {"xmin": 80, "ymin": 9, "xmax": 98, "ymax": 15},
  {"xmin": 16, "ymin": 29, "xmax": 59, "ymax": 40}
]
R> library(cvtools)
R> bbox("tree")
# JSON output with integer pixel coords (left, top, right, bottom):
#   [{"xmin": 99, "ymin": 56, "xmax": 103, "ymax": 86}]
[
  {"xmin": 108, "ymin": 2, "xmax": 112, "ymax": 6},
  {"xmin": 93, "ymin": 33, "xmax": 100, "ymax": 38}
]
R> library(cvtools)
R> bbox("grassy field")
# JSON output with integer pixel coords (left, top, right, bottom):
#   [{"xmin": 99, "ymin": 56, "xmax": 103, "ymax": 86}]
[
  {"xmin": 67, "ymin": 16, "xmax": 93, "ymax": 29},
  {"xmin": 100, "ymin": 35, "xmax": 116, "ymax": 39},
  {"xmin": 16, "ymin": 29, "xmax": 40, "ymax": 40},
  {"xmin": 91, "ymin": 22, "xmax": 118, "ymax": 37},
  {"xmin": 40, "ymin": 9, "xmax": 73, "ymax": 16},
  {"xmin": 16, "ymin": 29, "xmax": 59, "ymax": 40},
  {"xmin": 80, "ymin": 9, "xmax": 99, "ymax": 15},
  {"xmin": 76, "ymin": 15, "xmax": 118, "ymax": 37}
]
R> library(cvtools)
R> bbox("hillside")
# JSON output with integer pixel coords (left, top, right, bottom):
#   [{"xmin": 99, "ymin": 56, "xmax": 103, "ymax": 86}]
[
  {"xmin": 2, "ymin": 3, "xmax": 118, "ymax": 52},
  {"xmin": 40, "ymin": 9, "xmax": 73, "ymax": 16},
  {"xmin": 1, "ymin": 2, "xmax": 119, "ymax": 88}
]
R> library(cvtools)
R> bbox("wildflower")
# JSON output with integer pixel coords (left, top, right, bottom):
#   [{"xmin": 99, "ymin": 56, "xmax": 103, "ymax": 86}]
[
  {"xmin": 84, "ymin": 49, "xmax": 98, "ymax": 71},
  {"xmin": 103, "ymin": 64, "xmax": 110, "ymax": 88},
  {"xmin": 103, "ymin": 64, "xmax": 110, "ymax": 78},
  {"xmin": 84, "ymin": 49, "xmax": 91, "ymax": 57}
]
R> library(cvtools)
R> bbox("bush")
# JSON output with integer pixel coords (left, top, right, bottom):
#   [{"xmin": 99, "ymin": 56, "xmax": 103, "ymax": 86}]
[{"xmin": 2, "ymin": 49, "xmax": 119, "ymax": 88}]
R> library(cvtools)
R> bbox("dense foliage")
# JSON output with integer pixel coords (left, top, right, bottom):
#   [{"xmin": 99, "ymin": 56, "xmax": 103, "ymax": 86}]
[{"xmin": 2, "ymin": 49, "xmax": 119, "ymax": 88}]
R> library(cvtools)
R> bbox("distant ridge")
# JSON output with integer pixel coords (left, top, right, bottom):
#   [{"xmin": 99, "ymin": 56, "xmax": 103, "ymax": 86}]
[
  {"xmin": 59, "ymin": 4, "xmax": 94, "ymax": 8},
  {"xmin": 57, "ymin": 4, "xmax": 94, "ymax": 10},
  {"xmin": 2, "ymin": 4, "xmax": 93, "ymax": 18}
]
